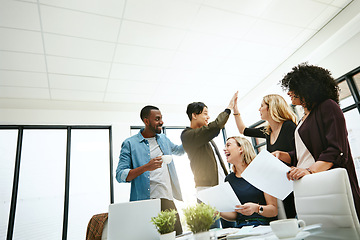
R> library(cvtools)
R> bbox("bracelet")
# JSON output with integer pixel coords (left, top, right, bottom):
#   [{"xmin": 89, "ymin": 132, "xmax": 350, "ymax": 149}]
[
  {"xmin": 306, "ymin": 168, "xmax": 313, "ymax": 174},
  {"xmin": 233, "ymin": 113, "xmax": 240, "ymax": 116}
]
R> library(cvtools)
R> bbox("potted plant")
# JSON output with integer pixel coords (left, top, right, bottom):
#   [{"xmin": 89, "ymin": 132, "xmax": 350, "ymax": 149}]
[
  {"xmin": 183, "ymin": 203, "xmax": 220, "ymax": 240},
  {"xmin": 151, "ymin": 209, "xmax": 177, "ymax": 240}
]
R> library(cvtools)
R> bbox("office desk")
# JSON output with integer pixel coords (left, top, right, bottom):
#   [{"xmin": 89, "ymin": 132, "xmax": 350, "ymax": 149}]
[{"xmin": 176, "ymin": 226, "xmax": 359, "ymax": 240}]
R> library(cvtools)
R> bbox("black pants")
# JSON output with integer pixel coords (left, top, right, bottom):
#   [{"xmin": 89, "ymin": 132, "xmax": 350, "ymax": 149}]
[
  {"xmin": 160, "ymin": 198, "xmax": 183, "ymax": 236},
  {"xmin": 283, "ymin": 192, "xmax": 297, "ymax": 218}
]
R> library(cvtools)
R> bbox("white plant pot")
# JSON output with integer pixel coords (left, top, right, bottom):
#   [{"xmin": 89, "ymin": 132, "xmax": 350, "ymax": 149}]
[
  {"xmin": 159, "ymin": 231, "xmax": 176, "ymax": 240},
  {"xmin": 193, "ymin": 231, "xmax": 210, "ymax": 240}
]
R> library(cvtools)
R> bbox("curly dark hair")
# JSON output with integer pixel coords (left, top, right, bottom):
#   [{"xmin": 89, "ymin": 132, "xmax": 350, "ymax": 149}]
[{"xmin": 280, "ymin": 63, "xmax": 339, "ymax": 110}]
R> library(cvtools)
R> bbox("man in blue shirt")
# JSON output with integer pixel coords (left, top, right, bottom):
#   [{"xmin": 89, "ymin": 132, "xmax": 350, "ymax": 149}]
[{"xmin": 116, "ymin": 105, "xmax": 185, "ymax": 235}]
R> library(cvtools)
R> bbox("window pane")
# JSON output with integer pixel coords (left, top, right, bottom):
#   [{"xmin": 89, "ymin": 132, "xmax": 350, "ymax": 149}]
[
  {"xmin": 344, "ymin": 110, "xmax": 360, "ymax": 183},
  {"xmin": 353, "ymin": 71, "xmax": 360, "ymax": 94},
  {"xmin": 338, "ymin": 80, "xmax": 355, "ymax": 108},
  {"xmin": 0, "ymin": 130, "xmax": 18, "ymax": 238},
  {"xmin": 13, "ymin": 130, "xmax": 67, "ymax": 240},
  {"xmin": 67, "ymin": 129, "xmax": 110, "ymax": 240}
]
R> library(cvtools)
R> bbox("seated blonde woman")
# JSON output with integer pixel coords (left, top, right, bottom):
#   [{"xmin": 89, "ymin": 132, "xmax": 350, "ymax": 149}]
[{"xmin": 220, "ymin": 137, "xmax": 278, "ymax": 227}]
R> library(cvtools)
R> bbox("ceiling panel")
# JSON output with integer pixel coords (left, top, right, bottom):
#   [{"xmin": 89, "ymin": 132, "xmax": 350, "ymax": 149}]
[
  {"xmin": 46, "ymin": 56, "xmax": 111, "ymax": 78},
  {"xmin": 203, "ymin": 0, "xmax": 272, "ymax": 17},
  {"xmin": 39, "ymin": 0, "xmax": 126, "ymax": 18},
  {"xmin": 118, "ymin": 20, "xmax": 187, "ymax": 49},
  {"xmin": 113, "ymin": 44, "xmax": 175, "ymax": 67},
  {"xmin": 261, "ymin": 0, "xmax": 329, "ymax": 28},
  {"xmin": 0, "ymin": 86, "xmax": 50, "ymax": 99},
  {"xmin": 0, "ymin": 28, "xmax": 43, "ymax": 54},
  {"xmin": 40, "ymin": 5, "xmax": 120, "ymax": 42},
  {"xmin": 0, "ymin": 51, "xmax": 46, "ymax": 72},
  {"xmin": 0, "ymin": 0, "xmax": 40, "ymax": 30},
  {"xmin": 51, "ymin": 89, "xmax": 104, "ymax": 101},
  {"xmin": 44, "ymin": 33, "xmax": 115, "ymax": 61},
  {"xmin": 189, "ymin": 5, "xmax": 256, "ymax": 39},
  {"xmin": 109, "ymin": 63, "xmax": 165, "ymax": 81},
  {"xmin": 0, "ymin": 70, "xmax": 48, "ymax": 88},
  {"xmin": 124, "ymin": 0, "xmax": 200, "ymax": 29},
  {"xmin": 49, "ymin": 74, "xmax": 108, "ymax": 91}
]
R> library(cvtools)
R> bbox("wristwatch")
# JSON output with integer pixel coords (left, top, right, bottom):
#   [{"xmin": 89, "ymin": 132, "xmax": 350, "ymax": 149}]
[{"xmin": 258, "ymin": 205, "xmax": 264, "ymax": 214}]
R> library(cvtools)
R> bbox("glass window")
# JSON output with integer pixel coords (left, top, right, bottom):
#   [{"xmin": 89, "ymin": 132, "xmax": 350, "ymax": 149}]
[
  {"xmin": 338, "ymin": 80, "xmax": 355, "ymax": 108},
  {"xmin": 13, "ymin": 130, "xmax": 67, "ymax": 240},
  {"xmin": 0, "ymin": 130, "xmax": 18, "ymax": 238},
  {"xmin": 344, "ymin": 110, "xmax": 360, "ymax": 183},
  {"xmin": 353, "ymin": 72, "xmax": 360, "ymax": 94},
  {"xmin": 67, "ymin": 129, "xmax": 110, "ymax": 240},
  {"xmin": 165, "ymin": 128, "xmax": 196, "ymax": 231}
]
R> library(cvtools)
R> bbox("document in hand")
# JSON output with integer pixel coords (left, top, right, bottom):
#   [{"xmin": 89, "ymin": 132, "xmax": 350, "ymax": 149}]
[
  {"xmin": 241, "ymin": 150, "xmax": 292, "ymax": 200},
  {"xmin": 196, "ymin": 182, "xmax": 241, "ymax": 212}
]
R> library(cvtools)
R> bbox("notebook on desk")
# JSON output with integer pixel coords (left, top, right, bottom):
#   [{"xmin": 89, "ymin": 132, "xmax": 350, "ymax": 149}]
[{"xmin": 107, "ymin": 198, "xmax": 161, "ymax": 240}]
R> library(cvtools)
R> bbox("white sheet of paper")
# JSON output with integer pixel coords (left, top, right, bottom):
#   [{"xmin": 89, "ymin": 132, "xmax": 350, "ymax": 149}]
[
  {"xmin": 196, "ymin": 182, "xmax": 241, "ymax": 212},
  {"xmin": 241, "ymin": 150, "xmax": 293, "ymax": 200}
]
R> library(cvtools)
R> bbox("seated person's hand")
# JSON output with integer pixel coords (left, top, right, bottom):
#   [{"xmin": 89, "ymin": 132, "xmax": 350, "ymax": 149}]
[{"xmin": 235, "ymin": 203, "xmax": 258, "ymax": 216}]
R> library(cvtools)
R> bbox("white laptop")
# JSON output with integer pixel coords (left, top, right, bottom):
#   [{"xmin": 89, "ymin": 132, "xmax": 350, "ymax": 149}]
[{"xmin": 107, "ymin": 199, "xmax": 161, "ymax": 240}]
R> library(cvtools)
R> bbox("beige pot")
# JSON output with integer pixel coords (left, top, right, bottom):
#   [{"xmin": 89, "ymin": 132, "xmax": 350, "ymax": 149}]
[{"xmin": 159, "ymin": 231, "xmax": 176, "ymax": 240}]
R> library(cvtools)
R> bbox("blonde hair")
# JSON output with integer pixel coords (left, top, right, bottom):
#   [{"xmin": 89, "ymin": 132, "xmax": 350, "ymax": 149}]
[
  {"xmin": 228, "ymin": 136, "xmax": 256, "ymax": 174},
  {"xmin": 263, "ymin": 94, "xmax": 297, "ymax": 134}
]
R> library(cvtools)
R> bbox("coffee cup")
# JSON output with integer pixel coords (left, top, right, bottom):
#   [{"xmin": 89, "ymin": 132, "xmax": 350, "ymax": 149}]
[
  {"xmin": 270, "ymin": 219, "xmax": 306, "ymax": 239},
  {"xmin": 161, "ymin": 155, "xmax": 173, "ymax": 164}
]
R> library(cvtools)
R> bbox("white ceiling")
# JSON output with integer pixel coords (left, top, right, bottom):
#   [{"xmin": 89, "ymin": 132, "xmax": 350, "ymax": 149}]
[{"xmin": 0, "ymin": 0, "xmax": 354, "ymax": 112}]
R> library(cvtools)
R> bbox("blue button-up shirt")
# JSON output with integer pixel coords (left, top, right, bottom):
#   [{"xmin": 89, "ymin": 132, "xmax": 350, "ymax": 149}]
[{"xmin": 116, "ymin": 129, "xmax": 185, "ymax": 201}]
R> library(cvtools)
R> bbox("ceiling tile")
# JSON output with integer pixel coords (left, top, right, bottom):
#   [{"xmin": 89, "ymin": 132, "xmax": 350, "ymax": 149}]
[
  {"xmin": 109, "ymin": 63, "xmax": 164, "ymax": 81},
  {"xmin": 40, "ymin": 5, "xmax": 121, "ymax": 42},
  {"xmin": 227, "ymin": 40, "xmax": 289, "ymax": 62},
  {"xmin": 0, "ymin": 70, "xmax": 48, "ymax": 88},
  {"xmin": 104, "ymin": 92, "xmax": 151, "ymax": 103},
  {"xmin": 0, "ymin": 0, "xmax": 40, "ymax": 30},
  {"xmin": 0, "ymin": 86, "xmax": 50, "ymax": 99},
  {"xmin": 0, "ymin": 28, "xmax": 43, "ymax": 54},
  {"xmin": 49, "ymin": 74, "xmax": 108, "ymax": 91},
  {"xmin": 113, "ymin": 44, "xmax": 175, "ymax": 67},
  {"xmin": 243, "ymin": 19, "xmax": 304, "ymax": 47},
  {"xmin": 106, "ymin": 79, "xmax": 158, "ymax": 94},
  {"xmin": 0, "ymin": 51, "xmax": 46, "ymax": 72},
  {"xmin": 46, "ymin": 56, "xmax": 111, "ymax": 78},
  {"xmin": 160, "ymin": 69, "xmax": 218, "ymax": 84},
  {"xmin": 170, "ymin": 52, "xmax": 224, "ymax": 71},
  {"xmin": 118, "ymin": 20, "xmax": 187, "ymax": 49},
  {"xmin": 307, "ymin": 5, "xmax": 340, "ymax": 29},
  {"xmin": 51, "ymin": 89, "xmax": 104, "ymax": 102},
  {"xmin": 178, "ymin": 32, "xmax": 238, "ymax": 56},
  {"xmin": 331, "ymin": 0, "xmax": 352, "ymax": 8},
  {"xmin": 261, "ymin": 0, "xmax": 328, "ymax": 28},
  {"xmin": 124, "ymin": 0, "xmax": 200, "ymax": 29},
  {"xmin": 44, "ymin": 33, "xmax": 115, "ymax": 61},
  {"xmin": 203, "ymin": 0, "xmax": 272, "ymax": 17},
  {"xmin": 189, "ymin": 5, "xmax": 256, "ymax": 38},
  {"xmin": 39, "ymin": 0, "xmax": 126, "ymax": 18}
]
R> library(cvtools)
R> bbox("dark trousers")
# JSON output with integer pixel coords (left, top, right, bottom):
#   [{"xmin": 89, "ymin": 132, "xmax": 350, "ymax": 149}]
[
  {"xmin": 283, "ymin": 192, "xmax": 297, "ymax": 218},
  {"xmin": 160, "ymin": 198, "xmax": 183, "ymax": 236}
]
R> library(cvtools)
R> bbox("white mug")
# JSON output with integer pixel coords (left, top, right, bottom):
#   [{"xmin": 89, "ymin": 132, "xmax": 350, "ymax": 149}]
[
  {"xmin": 270, "ymin": 218, "xmax": 306, "ymax": 239},
  {"xmin": 161, "ymin": 155, "xmax": 173, "ymax": 164}
]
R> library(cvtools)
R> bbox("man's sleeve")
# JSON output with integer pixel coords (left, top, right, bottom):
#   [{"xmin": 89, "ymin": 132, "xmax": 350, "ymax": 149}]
[{"xmin": 115, "ymin": 140, "xmax": 132, "ymax": 183}]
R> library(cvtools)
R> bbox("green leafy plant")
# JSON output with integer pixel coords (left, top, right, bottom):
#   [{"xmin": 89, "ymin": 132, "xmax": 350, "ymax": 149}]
[
  {"xmin": 183, "ymin": 203, "xmax": 220, "ymax": 234},
  {"xmin": 151, "ymin": 209, "xmax": 177, "ymax": 234}
]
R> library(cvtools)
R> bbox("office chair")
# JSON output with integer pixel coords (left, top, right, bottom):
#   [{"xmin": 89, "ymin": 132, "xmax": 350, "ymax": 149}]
[{"xmin": 293, "ymin": 168, "xmax": 360, "ymax": 237}]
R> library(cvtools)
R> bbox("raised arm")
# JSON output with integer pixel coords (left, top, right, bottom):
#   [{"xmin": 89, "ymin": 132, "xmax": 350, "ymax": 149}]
[{"xmin": 233, "ymin": 97, "xmax": 246, "ymax": 134}]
